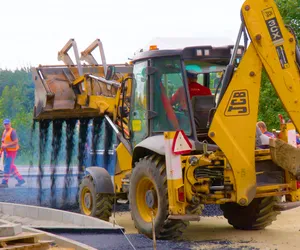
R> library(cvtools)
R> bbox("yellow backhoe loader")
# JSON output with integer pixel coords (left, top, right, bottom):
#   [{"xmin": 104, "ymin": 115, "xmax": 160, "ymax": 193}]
[{"xmin": 32, "ymin": 0, "xmax": 300, "ymax": 240}]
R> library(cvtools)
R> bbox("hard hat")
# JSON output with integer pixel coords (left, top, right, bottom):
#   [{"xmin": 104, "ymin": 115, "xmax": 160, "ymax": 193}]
[
  {"xmin": 186, "ymin": 70, "xmax": 199, "ymax": 78},
  {"xmin": 3, "ymin": 118, "xmax": 10, "ymax": 125}
]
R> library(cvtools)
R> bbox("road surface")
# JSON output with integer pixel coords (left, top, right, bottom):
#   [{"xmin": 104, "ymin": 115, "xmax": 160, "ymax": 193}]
[{"xmin": 1, "ymin": 167, "xmax": 300, "ymax": 249}]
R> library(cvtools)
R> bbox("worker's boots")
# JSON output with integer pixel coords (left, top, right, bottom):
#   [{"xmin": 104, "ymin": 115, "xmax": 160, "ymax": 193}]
[{"xmin": 15, "ymin": 179, "xmax": 26, "ymax": 187}]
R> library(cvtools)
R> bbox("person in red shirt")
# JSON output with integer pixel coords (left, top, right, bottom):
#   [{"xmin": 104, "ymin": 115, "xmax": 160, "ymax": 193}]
[{"xmin": 170, "ymin": 71, "xmax": 212, "ymax": 110}]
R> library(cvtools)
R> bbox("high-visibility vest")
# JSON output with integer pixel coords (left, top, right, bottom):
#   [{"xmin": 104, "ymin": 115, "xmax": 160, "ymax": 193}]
[{"xmin": 1, "ymin": 128, "xmax": 19, "ymax": 151}]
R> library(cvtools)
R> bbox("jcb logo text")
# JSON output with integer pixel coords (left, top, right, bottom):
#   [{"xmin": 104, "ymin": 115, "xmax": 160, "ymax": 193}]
[{"xmin": 225, "ymin": 90, "xmax": 250, "ymax": 116}]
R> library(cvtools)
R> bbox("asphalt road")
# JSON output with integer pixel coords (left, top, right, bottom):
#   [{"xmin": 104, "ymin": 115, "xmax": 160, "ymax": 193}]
[
  {"xmin": 2, "ymin": 167, "xmax": 298, "ymax": 249},
  {"xmin": 0, "ymin": 167, "xmax": 223, "ymax": 215},
  {"xmin": 0, "ymin": 181, "xmax": 233, "ymax": 250},
  {"xmin": 0, "ymin": 169, "xmax": 234, "ymax": 250},
  {"xmin": 55, "ymin": 232, "xmax": 256, "ymax": 250}
]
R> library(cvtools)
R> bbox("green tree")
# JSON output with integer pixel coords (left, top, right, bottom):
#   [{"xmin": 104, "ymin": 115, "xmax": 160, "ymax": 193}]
[
  {"xmin": 276, "ymin": 0, "xmax": 300, "ymax": 40},
  {"xmin": 258, "ymin": 0, "xmax": 299, "ymax": 130},
  {"xmin": 0, "ymin": 68, "xmax": 35, "ymax": 163},
  {"xmin": 258, "ymin": 72, "xmax": 288, "ymax": 130}
]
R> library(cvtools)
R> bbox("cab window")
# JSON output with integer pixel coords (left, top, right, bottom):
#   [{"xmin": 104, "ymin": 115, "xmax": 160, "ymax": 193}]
[
  {"xmin": 185, "ymin": 62, "xmax": 226, "ymax": 101},
  {"xmin": 152, "ymin": 57, "xmax": 191, "ymax": 135},
  {"xmin": 130, "ymin": 60, "xmax": 148, "ymax": 146}
]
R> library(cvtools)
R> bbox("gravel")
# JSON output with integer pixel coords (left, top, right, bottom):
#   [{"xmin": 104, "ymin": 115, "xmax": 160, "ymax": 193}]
[
  {"xmin": 53, "ymin": 233, "xmax": 259, "ymax": 250},
  {"xmin": 202, "ymin": 204, "xmax": 223, "ymax": 217},
  {"xmin": 0, "ymin": 187, "xmax": 78, "ymax": 210},
  {"xmin": 0, "ymin": 185, "xmax": 223, "ymax": 217}
]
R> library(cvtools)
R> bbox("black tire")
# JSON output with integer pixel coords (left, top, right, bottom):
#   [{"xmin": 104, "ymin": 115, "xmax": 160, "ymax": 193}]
[
  {"xmin": 79, "ymin": 175, "xmax": 113, "ymax": 221},
  {"xmin": 129, "ymin": 155, "xmax": 188, "ymax": 240},
  {"xmin": 220, "ymin": 196, "xmax": 280, "ymax": 230}
]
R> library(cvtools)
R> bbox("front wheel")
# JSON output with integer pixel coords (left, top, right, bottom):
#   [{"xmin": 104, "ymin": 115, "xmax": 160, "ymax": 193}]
[
  {"xmin": 129, "ymin": 154, "xmax": 188, "ymax": 240},
  {"xmin": 79, "ymin": 175, "xmax": 113, "ymax": 221}
]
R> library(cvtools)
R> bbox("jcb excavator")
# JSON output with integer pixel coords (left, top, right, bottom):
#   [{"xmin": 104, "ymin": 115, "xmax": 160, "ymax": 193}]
[{"xmin": 32, "ymin": 0, "xmax": 300, "ymax": 240}]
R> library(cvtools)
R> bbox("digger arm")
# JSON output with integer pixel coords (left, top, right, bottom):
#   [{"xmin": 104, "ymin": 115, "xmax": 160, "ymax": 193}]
[{"xmin": 208, "ymin": 0, "xmax": 300, "ymax": 206}]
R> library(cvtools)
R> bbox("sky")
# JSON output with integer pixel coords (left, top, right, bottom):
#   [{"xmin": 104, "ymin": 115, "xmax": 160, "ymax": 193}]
[{"xmin": 0, "ymin": 0, "xmax": 245, "ymax": 70}]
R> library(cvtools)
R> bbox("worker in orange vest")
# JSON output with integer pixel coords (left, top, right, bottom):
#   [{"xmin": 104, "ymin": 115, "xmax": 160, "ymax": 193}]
[{"xmin": 0, "ymin": 119, "xmax": 25, "ymax": 188}]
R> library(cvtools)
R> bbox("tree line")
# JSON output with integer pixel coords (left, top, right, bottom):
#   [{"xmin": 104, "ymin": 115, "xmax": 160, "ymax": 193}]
[
  {"xmin": 0, "ymin": 68, "xmax": 34, "ymax": 163},
  {"xmin": 258, "ymin": 0, "xmax": 299, "ymax": 130}
]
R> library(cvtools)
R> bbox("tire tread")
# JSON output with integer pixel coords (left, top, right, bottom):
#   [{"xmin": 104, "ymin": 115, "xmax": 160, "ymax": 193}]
[
  {"xmin": 220, "ymin": 196, "xmax": 280, "ymax": 230},
  {"xmin": 129, "ymin": 154, "xmax": 188, "ymax": 240}
]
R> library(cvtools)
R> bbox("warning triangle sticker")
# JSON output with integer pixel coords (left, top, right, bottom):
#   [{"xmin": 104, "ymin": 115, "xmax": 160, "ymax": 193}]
[{"xmin": 172, "ymin": 130, "xmax": 192, "ymax": 155}]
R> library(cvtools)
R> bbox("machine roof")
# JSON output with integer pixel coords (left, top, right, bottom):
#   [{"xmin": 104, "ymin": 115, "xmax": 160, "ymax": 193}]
[{"xmin": 132, "ymin": 45, "xmax": 244, "ymax": 62}]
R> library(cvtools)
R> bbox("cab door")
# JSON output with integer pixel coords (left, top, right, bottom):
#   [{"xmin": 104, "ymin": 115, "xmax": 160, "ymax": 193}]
[{"xmin": 129, "ymin": 60, "xmax": 149, "ymax": 147}]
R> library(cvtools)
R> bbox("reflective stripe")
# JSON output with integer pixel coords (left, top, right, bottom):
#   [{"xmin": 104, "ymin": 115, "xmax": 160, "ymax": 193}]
[
  {"xmin": 1, "ymin": 128, "xmax": 19, "ymax": 151},
  {"xmin": 164, "ymin": 132, "xmax": 183, "ymax": 180}
]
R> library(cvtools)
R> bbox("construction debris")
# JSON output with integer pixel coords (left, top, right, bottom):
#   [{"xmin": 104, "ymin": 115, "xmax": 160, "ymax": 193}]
[
  {"xmin": 0, "ymin": 229, "xmax": 55, "ymax": 250},
  {"xmin": 0, "ymin": 224, "xmax": 22, "ymax": 238},
  {"xmin": 0, "ymin": 220, "xmax": 79, "ymax": 250}
]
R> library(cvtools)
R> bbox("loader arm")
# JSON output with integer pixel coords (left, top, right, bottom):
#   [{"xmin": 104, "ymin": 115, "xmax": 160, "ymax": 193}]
[{"xmin": 208, "ymin": 0, "xmax": 300, "ymax": 206}]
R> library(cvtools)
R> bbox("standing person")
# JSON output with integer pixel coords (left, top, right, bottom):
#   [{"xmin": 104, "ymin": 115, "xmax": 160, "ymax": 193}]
[{"xmin": 0, "ymin": 119, "xmax": 25, "ymax": 188}]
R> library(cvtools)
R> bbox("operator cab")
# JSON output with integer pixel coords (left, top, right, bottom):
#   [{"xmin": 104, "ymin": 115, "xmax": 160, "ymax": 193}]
[{"xmin": 130, "ymin": 45, "xmax": 244, "ymax": 146}]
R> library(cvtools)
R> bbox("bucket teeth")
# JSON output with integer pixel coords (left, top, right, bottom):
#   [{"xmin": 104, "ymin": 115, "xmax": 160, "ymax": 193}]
[{"xmin": 32, "ymin": 66, "xmax": 121, "ymax": 121}]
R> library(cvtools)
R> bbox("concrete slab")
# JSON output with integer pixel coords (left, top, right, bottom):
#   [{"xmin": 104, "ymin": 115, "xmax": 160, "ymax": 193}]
[
  {"xmin": 0, "ymin": 219, "xmax": 97, "ymax": 250},
  {"xmin": 0, "ymin": 202, "xmax": 123, "ymax": 232},
  {"xmin": 23, "ymin": 226, "xmax": 97, "ymax": 250}
]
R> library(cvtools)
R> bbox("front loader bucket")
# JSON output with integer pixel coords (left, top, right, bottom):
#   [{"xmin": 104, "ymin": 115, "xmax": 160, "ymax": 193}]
[
  {"xmin": 32, "ymin": 65, "xmax": 127, "ymax": 120},
  {"xmin": 269, "ymin": 138, "xmax": 300, "ymax": 178}
]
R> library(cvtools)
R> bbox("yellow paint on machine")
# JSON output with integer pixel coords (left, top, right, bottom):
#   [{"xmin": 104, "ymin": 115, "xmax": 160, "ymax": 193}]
[
  {"xmin": 209, "ymin": 44, "xmax": 262, "ymax": 206},
  {"xmin": 131, "ymin": 120, "xmax": 142, "ymax": 132},
  {"xmin": 114, "ymin": 143, "xmax": 132, "ymax": 193},
  {"xmin": 116, "ymin": 143, "xmax": 132, "ymax": 172},
  {"xmin": 167, "ymin": 179, "xmax": 185, "ymax": 215},
  {"xmin": 243, "ymin": 0, "xmax": 300, "ymax": 132}
]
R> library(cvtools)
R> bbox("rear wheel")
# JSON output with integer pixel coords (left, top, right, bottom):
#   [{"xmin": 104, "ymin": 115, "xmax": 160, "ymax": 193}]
[
  {"xmin": 79, "ymin": 175, "xmax": 113, "ymax": 221},
  {"xmin": 129, "ymin": 154, "xmax": 188, "ymax": 240},
  {"xmin": 220, "ymin": 196, "xmax": 280, "ymax": 230}
]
